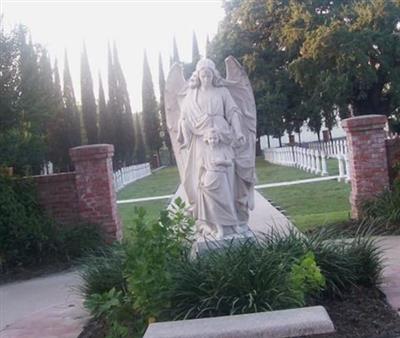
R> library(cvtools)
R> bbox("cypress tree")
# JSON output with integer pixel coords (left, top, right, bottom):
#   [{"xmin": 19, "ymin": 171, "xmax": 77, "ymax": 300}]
[
  {"xmin": 17, "ymin": 28, "xmax": 49, "ymax": 173},
  {"xmin": 205, "ymin": 34, "xmax": 210, "ymax": 58},
  {"xmin": 80, "ymin": 43, "xmax": 98, "ymax": 144},
  {"xmin": 107, "ymin": 43, "xmax": 121, "ymax": 166},
  {"xmin": 192, "ymin": 31, "xmax": 200, "ymax": 66},
  {"xmin": 98, "ymin": 73, "xmax": 112, "ymax": 144},
  {"xmin": 63, "ymin": 51, "xmax": 81, "ymax": 148},
  {"xmin": 113, "ymin": 42, "xmax": 135, "ymax": 165},
  {"xmin": 48, "ymin": 59, "xmax": 69, "ymax": 170},
  {"xmin": 142, "ymin": 50, "xmax": 162, "ymax": 158},
  {"xmin": 134, "ymin": 112, "xmax": 146, "ymax": 163},
  {"xmin": 172, "ymin": 36, "xmax": 180, "ymax": 64},
  {"xmin": 158, "ymin": 53, "xmax": 173, "ymax": 161}
]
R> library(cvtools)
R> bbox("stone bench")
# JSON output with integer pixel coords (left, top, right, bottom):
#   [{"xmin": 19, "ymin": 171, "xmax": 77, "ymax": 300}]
[{"xmin": 143, "ymin": 305, "xmax": 335, "ymax": 338}]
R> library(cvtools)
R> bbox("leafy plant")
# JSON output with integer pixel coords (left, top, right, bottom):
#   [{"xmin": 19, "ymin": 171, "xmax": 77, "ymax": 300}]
[
  {"xmin": 289, "ymin": 251, "xmax": 325, "ymax": 305},
  {"xmin": 0, "ymin": 175, "xmax": 102, "ymax": 271},
  {"xmin": 78, "ymin": 243, "xmax": 127, "ymax": 298},
  {"xmin": 124, "ymin": 200, "xmax": 194, "ymax": 321},
  {"xmin": 84, "ymin": 288, "xmax": 131, "ymax": 338},
  {"xmin": 361, "ymin": 183, "xmax": 400, "ymax": 233}
]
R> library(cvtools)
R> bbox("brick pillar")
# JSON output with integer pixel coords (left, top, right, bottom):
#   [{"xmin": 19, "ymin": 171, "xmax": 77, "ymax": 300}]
[
  {"xmin": 69, "ymin": 144, "xmax": 122, "ymax": 242},
  {"xmin": 342, "ymin": 115, "xmax": 389, "ymax": 219}
]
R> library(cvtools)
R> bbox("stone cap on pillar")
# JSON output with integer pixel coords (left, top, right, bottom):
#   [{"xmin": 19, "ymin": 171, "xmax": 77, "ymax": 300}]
[
  {"xmin": 69, "ymin": 144, "xmax": 114, "ymax": 162},
  {"xmin": 342, "ymin": 115, "xmax": 387, "ymax": 132}
]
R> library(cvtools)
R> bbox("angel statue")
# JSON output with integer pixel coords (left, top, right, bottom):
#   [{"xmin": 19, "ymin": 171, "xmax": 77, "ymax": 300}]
[{"xmin": 165, "ymin": 57, "xmax": 257, "ymax": 239}]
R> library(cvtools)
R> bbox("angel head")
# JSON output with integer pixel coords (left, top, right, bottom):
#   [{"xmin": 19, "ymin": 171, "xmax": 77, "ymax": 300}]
[
  {"xmin": 203, "ymin": 128, "xmax": 221, "ymax": 147},
  {"xmin": 189, "ymin": 58, "xmax": 223, "ymax": 89}
]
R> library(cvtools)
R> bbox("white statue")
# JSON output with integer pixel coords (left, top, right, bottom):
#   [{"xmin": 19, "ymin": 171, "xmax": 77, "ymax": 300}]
[{"xmin": 165, "ymin": 57, "xmax": 257, "ymax": 239}]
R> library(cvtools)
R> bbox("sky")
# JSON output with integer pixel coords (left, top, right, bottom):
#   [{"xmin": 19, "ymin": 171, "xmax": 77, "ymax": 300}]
[{"xmin": 1, "ymin": 0, "xmax": 225, "ymax": 111}]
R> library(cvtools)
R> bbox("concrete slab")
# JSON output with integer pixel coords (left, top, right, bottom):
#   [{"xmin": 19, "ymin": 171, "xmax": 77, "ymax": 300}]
[
  {"xmin": 0, "ymin": 270, "xmax": 89, "ymax": 338},
  {"xmin": 378, "ymin": 236, "xmax": 400, "ymax": 313},
  {"xmin": 143, "ymin": 306, "xmax": 335, "ymax": 338}
]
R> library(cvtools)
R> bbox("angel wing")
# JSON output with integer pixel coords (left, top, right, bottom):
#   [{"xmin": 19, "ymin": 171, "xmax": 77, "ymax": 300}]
[
  {"xmin": 224, "ymin": 56, "xmax": 257, "ymax": 135},
  {"xmin": 224, "ymin": 56, "xmax": 257, "ymax": 212},
  {"xmin": 165, "ymin": 63, "xmax": 188, "ymax": 180},
  {"xmin": 224, "ymin": 56, "xmax": 257, "ymax": 170}
]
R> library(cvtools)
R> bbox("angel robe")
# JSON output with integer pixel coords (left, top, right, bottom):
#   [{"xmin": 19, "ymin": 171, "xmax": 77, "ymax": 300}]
[
  {"xmin": 197, "ymin": 143, "xmax": 238, "ymax": 233},
  {"xmin": 177, "ymin": 86, "xmax": 240, "ymax": 222}
]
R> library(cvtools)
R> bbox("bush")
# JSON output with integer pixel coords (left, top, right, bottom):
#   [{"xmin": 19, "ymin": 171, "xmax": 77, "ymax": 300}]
[
  {"xmin": 167, "ymin": 236, "xmax": 325, "ymax": 320},
  {"xmin": 79, "ymin": 206, "xmax": 383, "ymax": 337},
  {"xmin": 362, "ymin": 183, "xmax": 400, "ymax": 233},
  {"xmin": 78, "ymin": 244, "xmax": 127, "ymax": 298},
  {"xmin": 124, "ymin": 199, "xmax": 194, "ymax": 321},
  {"xmin": 0, "ymin": 175, "xmax": 102, "ymax": 271}
]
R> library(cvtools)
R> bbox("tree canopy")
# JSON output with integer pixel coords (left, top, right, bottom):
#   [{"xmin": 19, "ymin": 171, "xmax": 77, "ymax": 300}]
[{"xmin": 209, "ymin": 0, "xmax": 400, "ymax": 140}]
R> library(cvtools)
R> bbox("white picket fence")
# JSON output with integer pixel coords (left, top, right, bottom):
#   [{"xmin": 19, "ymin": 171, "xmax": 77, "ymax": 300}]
[
  {"xmin": 308, "ymin": 138, "xmax": 347, "ymax": 159},
  {"xmin": 113, "ymin": 163, "xmax": 151, "ymax": 192},
  {"xmin": 264, "ymin": 145, "xmax": 351, "ymax": 182}
]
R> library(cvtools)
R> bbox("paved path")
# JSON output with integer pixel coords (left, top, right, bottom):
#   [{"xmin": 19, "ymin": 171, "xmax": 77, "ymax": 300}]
[
  {"xmin": 0, "ymin": 271, "xmax": 89, "ymax": 338},
  {"xmin": 378, "ymin": 236, "xmax": 400, "ymax": 314},
  {"xmin": 1, "ymin": 237, "xmax": 399, "ymax": 338}
]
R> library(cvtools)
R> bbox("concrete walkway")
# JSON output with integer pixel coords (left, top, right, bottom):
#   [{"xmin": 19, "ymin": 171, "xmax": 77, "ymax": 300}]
[
  {"xmin": 1, "ymin": 238, "xmax": 399, "ymax": 338},
  {"xmin": 0, "ymin": 271, "xmax": 89, "ymax": 338},
  {"xmin": 378, "ymin": 236, "xmax": 400, "ymax": 314}
]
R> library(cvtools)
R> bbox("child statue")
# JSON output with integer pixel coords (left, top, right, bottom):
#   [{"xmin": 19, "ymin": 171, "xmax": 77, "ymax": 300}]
[{"xmin": 197, "ymin": 128, "xmax": 239, "ymax": 239}]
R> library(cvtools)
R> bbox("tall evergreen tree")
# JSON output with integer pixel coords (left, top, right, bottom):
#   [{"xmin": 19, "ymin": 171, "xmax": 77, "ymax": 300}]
[
  {"xmin": 107, "ymin": 43, "xmax": 121, "ymax": 165},
  {"xmin": 17, "ymin": 28, "xmax": 51, "ymax": 173},
  {"xmin": 98, "ymin": 73, "xmax": 112, "ymax": 144},
  {"xmin": 192, "ymin": 31, "xmax": 200, "ymax": 66},
  {"xmin": 48, "ymin": 59, "xmax": 69, "ymax": 170},
  {"xmin": 134, "ymin": 112, "xmax": 146, "ymax": 163},
  {"xmin": 172, "ymin": 36, "xmax": 180, "ymax": 64},
  {"xmin": 142, "ymin": 50, "xmax": 162, "ymax": 158},
  {"xmin": 113, "ymin": 42, "xmax": 135, "ymax": 165},
  {"xmin": 158, "ymin": 53, "xmax": 173, "ymax": 161},
  {"xmin": 80, "ymin": 43, "xmax": 98, "ymax": 144},
  {"xmin": 63, "ymin": 51, "xmax": 81, "ymax": 148},
  {"xmin": 205, "ymin": 34, "xmax": 210, "ymax": 58}
]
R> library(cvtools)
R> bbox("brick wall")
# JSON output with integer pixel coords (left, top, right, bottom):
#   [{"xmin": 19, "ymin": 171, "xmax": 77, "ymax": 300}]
[
  {"xmin": 386, "ymin": 138, "xmax": 400, "ymax": 184},
  {"xmin": 32, "ymin": 144, "xmax": 121, "ymax": 242},
  {"xmin": 342, "ymin": 115, "xmax": 390, "ymax": 219},
  {"xmin": 34, "ymin": 172, "xmax": 79, "ymax": 225}
]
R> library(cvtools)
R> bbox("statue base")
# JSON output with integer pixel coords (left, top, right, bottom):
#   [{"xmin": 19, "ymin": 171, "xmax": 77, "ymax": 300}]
[
  {"xmin": 169, "ymin": 185, "xmax": 298, "ymax": 255},
  {"xmin": 193, "ymin": 230, "xmax": 255, "ymax": 255}
]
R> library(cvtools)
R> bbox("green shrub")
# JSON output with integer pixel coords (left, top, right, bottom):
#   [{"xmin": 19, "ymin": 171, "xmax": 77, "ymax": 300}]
[
  {"xmin": 0, "ymin": 175, "xmax": 102, "ymax": 271},
  {"xmin": 78, "ymin": 244, "xmax": 127, "ymax": 298},
  {"xmin": 84, "ymin": 288, "xmax": 132, "ymax": 338},
  {"xmin": 124, "ymin": 199, "xmax": 194, "ymax": 321},
  {"xmin": 307, "ymin": 229, "xmax": 383, "ymax": 297},
  {"xmin": 166, "ymin": 234, "xmax": 326, "ymax": 320},
  {"xmin": 79, "ymin": 206, "xmax": 383, "ymax": 336},
  {"xmin": 362, "ymin": 183, "xmax": 400, "ymax": 233}
]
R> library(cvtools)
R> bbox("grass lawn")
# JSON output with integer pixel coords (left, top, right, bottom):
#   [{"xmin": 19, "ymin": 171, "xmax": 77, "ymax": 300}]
[
  {"xmin": 258, "ymin": 179, "xmax": 351, "ymax": 232},
  {"xmin": 117, "ymin": 157, "xmax": 349, "ymax": 232},
  {"xmin": 255, "ymin": 157, "xmax": 339, "ymax": 184}
]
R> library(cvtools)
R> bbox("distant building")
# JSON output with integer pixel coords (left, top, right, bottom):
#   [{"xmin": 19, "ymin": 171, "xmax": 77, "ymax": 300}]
[{"xmin": 260, "ymin": 121, "xmax": 346, "ymax": 149}]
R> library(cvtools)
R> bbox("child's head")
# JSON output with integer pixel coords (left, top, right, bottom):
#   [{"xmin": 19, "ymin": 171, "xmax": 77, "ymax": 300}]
[{"xmin": 204, "ymin": 128, "xmax": 220, "ymax": 146}]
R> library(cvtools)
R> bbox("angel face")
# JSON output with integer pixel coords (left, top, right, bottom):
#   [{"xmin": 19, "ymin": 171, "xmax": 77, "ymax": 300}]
[{"xmin": 199, "ymin": 68, "xmax": 214, "ymax": 88}]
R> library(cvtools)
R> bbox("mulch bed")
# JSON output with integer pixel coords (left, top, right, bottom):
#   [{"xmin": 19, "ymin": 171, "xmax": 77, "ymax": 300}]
[
  {"xmin": 302, "ymin": 287, "xmax": 400, "ymax": 338},
  {"xmin": 79, "ymin": 287, "xmax": 400, "ymax": 338}
]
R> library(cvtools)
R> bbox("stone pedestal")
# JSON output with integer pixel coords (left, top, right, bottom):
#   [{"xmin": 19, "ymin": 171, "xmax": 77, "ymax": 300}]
[
  {"xmin": 69, "ymin": 144, "xmax": 122, "ymax": 242},
  {"xmin": 342, "ymin": 115, "xmax": 389, "ymax": 219}
]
